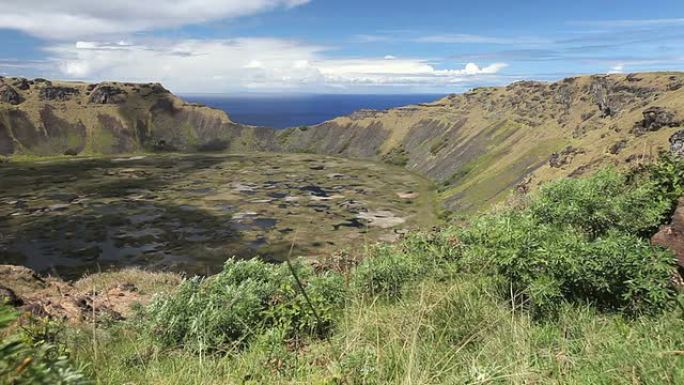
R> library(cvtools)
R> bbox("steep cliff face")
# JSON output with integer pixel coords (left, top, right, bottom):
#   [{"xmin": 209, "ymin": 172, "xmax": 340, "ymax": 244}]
[
  {"xmin": 278, "ymin": 72, "xmax": 684, "ymax": 211},
  {"xmin": 0, "ymin": 77, "xmax": 278, "ymax": 156}
]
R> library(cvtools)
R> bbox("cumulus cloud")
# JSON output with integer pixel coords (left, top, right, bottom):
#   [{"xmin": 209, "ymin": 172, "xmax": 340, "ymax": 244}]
[
  {"xmin": 43, "ymin": 38, "xmax": 508, "ymax": 92},
  {"xmin": 0, "ymin": 0, "xmax": 309, "ymax": 39}
]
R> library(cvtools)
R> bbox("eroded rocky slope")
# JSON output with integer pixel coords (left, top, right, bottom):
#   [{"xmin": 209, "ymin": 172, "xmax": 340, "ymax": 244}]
[
  {"xmin": 0, "ymin": 77, "xmax": 277, "ymax": 156},
  {"xmin": 278, "ymin": 72, "xmax": 684, "ymax": 211},
  {"xmin": 2, "ymin": 73, "xmax": 683, "ymax": 213}
]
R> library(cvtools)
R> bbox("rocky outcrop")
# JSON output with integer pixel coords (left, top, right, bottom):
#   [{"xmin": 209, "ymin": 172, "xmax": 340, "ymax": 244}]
[
  {"xmin": 670, "ymin": 130, "xmax": 684, "ymax": 157},
  {"xmin": 12, "ymin": 77, "xmax": 30, "ymax": 90},
  {"xmin": 549, "ymin": 146, "xmax": 585, "ymax": 168},
  {"xmin": 589, "ymin": 76, "xmax": 655, "ymax": 118},
  {"xmin": 39, "ymin": 86, "xmax": 80, "ymax": 101},
  {"xmin": 633, "ymin": 107, "xmax": 682, "ymax": 136},
  {"xmin": 0, "ymin": 264, "xmax": 181, "ymax": 323},
  {"xmin": 89, "ymin": 85, "xmax": 126, "ymax": 104},
  {"xmin": 652, "ymin": 198, "xmax": 684, "ymax": 269},
  {"xmin": 608, "ymin": 140, "xmax": 628, "ymax": 155},
  {"xmin": 0, "ymin": 84, "xmax": 22, "ymax": 105}
]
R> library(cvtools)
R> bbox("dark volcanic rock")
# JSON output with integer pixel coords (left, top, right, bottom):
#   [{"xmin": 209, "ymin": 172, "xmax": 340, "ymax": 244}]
[
  {"xmin": 89, "ymin": 85, "xmax": 126, "ymax": 104},
  {"xmin": 40, "ymin": 86, "xmax": 80, "ymax": 101},
  {"xmin": 0, "ymin": 84, "xmax": 22, "ymax": 105},
  {"xmin": 549, "ymin": 146, "xmax": 585, "ymax": 168},
  {"xmin": 652, "ymin": 198, "xmax": 684, "ymax": 269},
  {"xmin": 197, "ymin": 138, "xmax": 229, "ymax": 152},
  {"xmin": 590, "ymin": 76, "xmax": 656, "ymax": 118},
  {"xmin": 12, "ymin": 78, "xmax": 30, "ymax": 90},
  {"xmin": 671, "ymin": 130, "xmax": 684, "ymax": 157},
  {"xmin": 633, "ymin": 107, "xmax": 681, "ymax": 136},
  {"xmin": 590, "ymin": 78, "xmax": 615, "ymax": 117},
  {"xmin": 138, "ymin": 82, "xmax": 170, "ymax": 97},
  {"xmin": 0, "ymin": 285, "xmax": 23, "ymax": 306},
  {"xmin": 149, "ymin": 139, "xmax": 177, "ymax": 152},
  {"xmin": 608, "ymin": 139, "xmax": 628, "ymax": 155},
  {"xmin": 626, "ymin": 73, "xmax": 643, "ymax": 82}
]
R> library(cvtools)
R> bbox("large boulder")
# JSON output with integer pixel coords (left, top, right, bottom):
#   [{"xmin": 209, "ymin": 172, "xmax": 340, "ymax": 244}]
[
  {"xmin": 633, "ymin": 107, "xmax": 682, "ymax": 136},
  {"xmin": 652, "ymin": 198, "xmax": 684, "ymax": 269},
  {"xmin": 670, "ymin": 130, "xmax": 684, "ymax": 157}
]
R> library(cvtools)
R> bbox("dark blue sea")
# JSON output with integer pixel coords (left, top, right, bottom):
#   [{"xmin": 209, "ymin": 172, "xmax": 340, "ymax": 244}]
[{"xmin": 181, "ymin": 94, "xmax": 445, "ymax": 129}]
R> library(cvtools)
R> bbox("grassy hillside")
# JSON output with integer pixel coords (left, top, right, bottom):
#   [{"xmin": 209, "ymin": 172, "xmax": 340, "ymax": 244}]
[
  {"xmin": 2, "ymin": 73, "xmax": 683, "ymax": 213},
  {"xmin": 278, "ymin": 72, "xmax": 684, "ymax": 212},
  {"xmin": 3, "ymin": 154, "xmax": 683, "ymax": 384},
  {"xmin": 0, "ymin": 77, "xmax": 277, "ymax": 156}
]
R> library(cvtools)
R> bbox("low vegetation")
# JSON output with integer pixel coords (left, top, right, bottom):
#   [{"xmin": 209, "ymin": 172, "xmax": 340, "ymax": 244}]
[
  {"xmin": 0, "ymin": 307, "xmax": 90, "ymax": 384},
  {"xmin": 3, "ymin": 154, "xmax": 684, "ymax": 384}
]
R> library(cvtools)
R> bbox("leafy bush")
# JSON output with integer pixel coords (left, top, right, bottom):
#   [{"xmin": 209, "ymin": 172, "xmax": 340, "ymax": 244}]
[
  {"xmin": 457, "ymin": 163, "xmax": 681, "ymax": 317},
  {"xmin": 643, "ymin": 152, "xmax": 684, "ymax": 212},
  {"xmin": 352, "ymin": 244, "xmax": 427, "ymax": 299},
  {"xmin": 381, "ymin": 146, "xmax": 409, "ymax": 167},
  {"xmin": 145, "ymin": 258, "xmax": 345, "ymax": 352},
  {"xmin": 0, "ymin": 305, "xmax": 91, "ymax": 385},
  {"xmin": 399, "ymin": 230, "xmax": 461, "ymax": 262},
  {"xmin": 529, "ymin": 169, "xmax": 671, "ymax": 238}
]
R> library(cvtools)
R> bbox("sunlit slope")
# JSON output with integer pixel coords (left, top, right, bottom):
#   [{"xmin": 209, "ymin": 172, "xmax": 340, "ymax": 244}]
[
  {"xmin": 0, "ymin": 78, "xmax": 278, "ymax": 156},
  {"xmin": 279, "ymin": 73, "xmax": 684, "ymax": 211},
  {"xmin": 2, "ymin": 73, "xmax": 683, "ymax": 213}
]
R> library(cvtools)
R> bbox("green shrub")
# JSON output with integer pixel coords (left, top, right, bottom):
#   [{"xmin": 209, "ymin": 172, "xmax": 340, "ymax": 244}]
[
  {"xmin": 339, "ymin": 347, "xmax": 379, "ymax": 385},
  {"xmin": 0, "ymin": 305, "xmax": 91, "ymax": 385},
  {"xmin": 460, "ymin": 211, "xmax": 676, "ymax": 317},
  {"xmin": 644, "ymin": 152, "xmax": 684, "ymax": 211},
  {"xmin": 457, "ymin": 165, "xmax": 680, "ymax": 318},
  {"xmin": 145, "ymin": 258, "xmax": 345, "ymax": 352},
  {"xmin": 264, "ymin": 268, "xmax": 345, "ymax": 337},
  {"xmin": 529, "ymin": 169, "xmax": 671, "ymax": 238},
  {"xmin": 399, "ymin": 230, "xmax": 460, "ymax": 262},
  {"xmin": 352, "ymin": 244, "xmax": 426, "ymax": 299},
  {"xmin": 381, "ymin": 146, "xmax": 409, "ymax": 167}
]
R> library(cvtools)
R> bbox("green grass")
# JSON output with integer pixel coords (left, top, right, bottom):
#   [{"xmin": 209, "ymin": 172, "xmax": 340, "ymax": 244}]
[
  {"xmin": 4, "ymin": 154, "xmax": 684, "ymax": 384},
  {"xmin": 62, "ymin": 274, "xmax": 684, "ymax": 385}
]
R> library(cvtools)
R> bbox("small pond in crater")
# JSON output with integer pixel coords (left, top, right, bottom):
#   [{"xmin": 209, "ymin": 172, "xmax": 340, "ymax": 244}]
[{"xmin": 0, "ymin": 153, "xmax": 438, "ymax": 278}]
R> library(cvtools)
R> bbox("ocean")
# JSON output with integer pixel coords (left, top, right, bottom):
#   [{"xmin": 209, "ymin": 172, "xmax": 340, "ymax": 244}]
[{"xmin": 181, "ymin": 94, "xmax": 445, "ymax": 129}]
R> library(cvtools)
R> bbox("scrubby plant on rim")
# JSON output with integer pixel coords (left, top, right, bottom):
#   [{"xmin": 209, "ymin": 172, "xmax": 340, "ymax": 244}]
[
  {"xmin": 0, "ymin": 305, "xmax": 91, "ymax": 385},
  {"xmin": 457, "ymin": 165, "xmax": 680, "ymax": 318},
  {"xmin": 144, "ymin": 258, "xmax": 346, "ymax": 353}
]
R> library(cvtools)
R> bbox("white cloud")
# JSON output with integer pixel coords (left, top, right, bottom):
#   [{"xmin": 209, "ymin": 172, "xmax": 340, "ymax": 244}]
[
  {"xmin": 0, "ymin": 0, "xmax": 310, "ymax": 39},
  {"xmin": 608, "ymin": 64, "xmax": 625, "ymax": 74},
  {"xmin": 43, "ymin": 38, "xmax": 508, "ymax": 92}
]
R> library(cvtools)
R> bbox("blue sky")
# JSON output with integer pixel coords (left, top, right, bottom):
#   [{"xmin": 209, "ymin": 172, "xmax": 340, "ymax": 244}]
[{"xmin": 0, "ymin": 0, "xmax": 683, "ymax": 94}]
